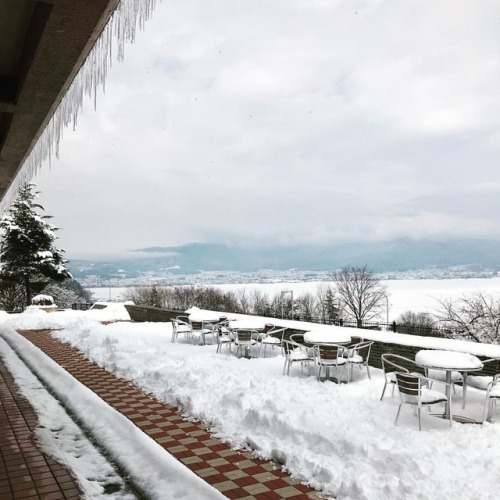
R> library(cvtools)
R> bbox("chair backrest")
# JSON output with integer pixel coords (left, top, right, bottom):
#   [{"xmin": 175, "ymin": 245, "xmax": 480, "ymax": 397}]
[
  {"xmin": 191, "ymin": 321, "xmax": 203, "ymax": 331},
  {"xmin": 395, "ymin": 372, "xmax": 421, "ymax": 397},
  {"xmin": 236, "ymin": 330, "xmax": 253, "ymax": 342},
  {"xmin": 171, "ymin": 318, "xmax": 178, "ymax": 332},
  {"xmin": 381, "ymin": 354, "xmax": 414, "ymax": 375},
  {"xmin": 282, "ymin": 338, "xmax": 303, "ymax": 355},
  {"xmin": 290, "ymin": 333, "xmax": 305, "ymax": 344},
  {"xmin": 263, "ymin": 323, "xmax": 275, "ymax": 333},
  {"xmin": 317, "ymin": 344, "xmax": 341, "ymax": 360},
  {"xmin": 348, "ymin": 340, "xmax": 373, "ymax": 359}
]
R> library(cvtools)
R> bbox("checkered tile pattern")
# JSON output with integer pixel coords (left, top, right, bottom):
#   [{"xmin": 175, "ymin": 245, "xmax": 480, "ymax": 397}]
[
  {"xmin": 17, "ymin": 329, "xmax": 322, "ymax": 499},
  {"xmin": 0, "ymin": 355, "xmax": 82, "ymax": 499}
]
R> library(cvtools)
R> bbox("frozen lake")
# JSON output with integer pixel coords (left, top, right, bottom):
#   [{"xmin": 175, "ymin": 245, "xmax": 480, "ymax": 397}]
[{"xmin": 89, "ymin": 277, "xmax": 500, "ymax": 322}]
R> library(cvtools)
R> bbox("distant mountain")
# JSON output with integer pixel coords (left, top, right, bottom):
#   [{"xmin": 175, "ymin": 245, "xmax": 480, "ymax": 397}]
[{"xmin": 68, "ymin": 239, "xmax": 500, "ymax": 280}]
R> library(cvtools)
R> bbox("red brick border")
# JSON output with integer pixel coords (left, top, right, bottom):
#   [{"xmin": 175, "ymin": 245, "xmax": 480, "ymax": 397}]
[{"xmin": 18, "ymin": 330, "xmax": 322, "ymax": 499}]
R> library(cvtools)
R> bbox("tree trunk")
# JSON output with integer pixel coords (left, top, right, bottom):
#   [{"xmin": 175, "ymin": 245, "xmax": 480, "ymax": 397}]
[{"xmin": 24, "ymin": 275, "xmax": 31, "ymax": 308}]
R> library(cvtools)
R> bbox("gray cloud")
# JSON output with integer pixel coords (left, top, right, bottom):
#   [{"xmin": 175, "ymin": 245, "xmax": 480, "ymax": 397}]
[{"xmin": 34, "ymin": 0, "xmax": 500, "ymax": 258}]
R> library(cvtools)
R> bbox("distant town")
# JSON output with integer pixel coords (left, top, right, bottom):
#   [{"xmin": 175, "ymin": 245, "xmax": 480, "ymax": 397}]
[{"xmin": 79, "ymin": 265, "xmax": 499, "ymax": 289}]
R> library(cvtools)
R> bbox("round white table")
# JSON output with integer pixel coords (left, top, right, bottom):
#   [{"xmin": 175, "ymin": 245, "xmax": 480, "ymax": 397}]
[
  {"xmin": 303, "ymin": 329, "xmax": 352, "ymax": 345},
  {"xmin": 228, "ymin": 320, "xmax": 267, "ymax": 331},
  {"xmin": 415, "ymin": 349, "xmax": 484, "ymax": 422}
]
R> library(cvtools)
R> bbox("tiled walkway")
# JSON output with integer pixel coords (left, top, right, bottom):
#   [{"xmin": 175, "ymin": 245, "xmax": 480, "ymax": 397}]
[
  {"xmin": 17, "ymin": 330, "xmax": 322, "ymax": 500},
  {"xmin": 0, "ymin": 355, "xmax": 82, "ymax": 500}
]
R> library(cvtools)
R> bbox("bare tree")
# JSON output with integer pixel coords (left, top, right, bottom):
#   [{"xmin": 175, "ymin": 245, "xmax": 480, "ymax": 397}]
[
  {"xmin": 434, "ymin": 292, "xmax": 500, "ymax": 343},
  {"xmin": 396, "ymin": 311, "xmax": 436, "ymax": 336},
  {"xmin": 332, "ymin": 266, "xmax": 387, "ymax": 326}
]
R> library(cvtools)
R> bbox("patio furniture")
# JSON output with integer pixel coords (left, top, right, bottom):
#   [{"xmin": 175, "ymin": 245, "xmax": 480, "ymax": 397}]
[
  {"xmin": 313, "ymin": 344, "xmax": 348, "ymax": 383},
  {"xmin": 282, "ymin": 338, "xmax": 315, "ymax": 376},
  {"xmin": 258, "ymin": 326, "xmax": 287, "ymax": 357},
  {"xmin": 482, "ymin": 375, "xmax": 500, "ymax": 423},
  {"xmin": 344, "ymin": 340, "xmax": 374, "ymax": 382},
  {"xmin": 394, "ymin": 372, "xmax": 452, "ymax": 431},
  {"xmin": 190, "ymin": 321, "xmax": 216, "ymax": 345},
  {"xmin": 171, "ymin": 316, "xmax": 192, "ymax": 343},
  {"xmin": 415, "ymin": 350, "xmax": 483, "ymax": 423},
  {"xmin": 463, "ymin": 358, "xmax": 500, "ymax": 393},
  {"xmin": 380, "ymin": 354, "xmax": 425, "ymax": 400},
  {"xmin": 234, "ymin": 329, "xmax": 257, "ymax": 358},
  {"xmin": 303, "ymin": 329, "xmax": 351, "ymax": 345},
  {"xmin": 216, "ymin": 321, "xmax": 234, "ymax": 354},
  {"xmin": 425, "ymin": 369, "xmax": 465, "ymax": 407}
]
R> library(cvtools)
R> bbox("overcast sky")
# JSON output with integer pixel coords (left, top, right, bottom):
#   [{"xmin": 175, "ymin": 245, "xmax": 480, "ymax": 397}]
[{"xmin": 34, "ymin": 0, "xmax": 500, "ymax": 259}]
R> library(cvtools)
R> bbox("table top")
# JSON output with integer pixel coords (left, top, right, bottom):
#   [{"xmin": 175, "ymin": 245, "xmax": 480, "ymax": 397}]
[
  {"xmin": 303, "ymin": 330, "xmax": 351, "ymax": 345},
  {"xmin": 188, "ymin": 313, "xmax": 225, "ymax": 323},
  {"xmin": 415, "ymin": 349, "xmax": 484, "ymax": 371},
  {"xmin": 228, "ymin": 320, "xmax": 267, "ymax": 331}
]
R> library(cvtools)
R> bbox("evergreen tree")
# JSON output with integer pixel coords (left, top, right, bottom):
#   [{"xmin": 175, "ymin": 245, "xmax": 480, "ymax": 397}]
[{"xmin": 0, "ymin": 183, "xmax": 71, "ymax": 307}]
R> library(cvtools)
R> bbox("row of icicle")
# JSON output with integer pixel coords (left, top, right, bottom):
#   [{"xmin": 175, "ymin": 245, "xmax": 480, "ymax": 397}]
[{"xmin": 0, "ymin": 0, "xmax": 158, "ymax": 213}]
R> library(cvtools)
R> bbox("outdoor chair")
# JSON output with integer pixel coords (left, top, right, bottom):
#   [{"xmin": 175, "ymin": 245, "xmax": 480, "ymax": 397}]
[
  {"xmin": 344, "ymin": 340, "xmax": 374, "ymax": 382},
  {"xmin": 171, "ymin": 316, "xmax": 192, "ymax": 343},
  {"xmin": 313, "ymin": 344, "xmax": 348, "ymax": 383},
  {"xmin": 482, "ymin": 375, "xmax": 500, "ymax": 423},
  {"xmin": 426, "ymin": 368, "xmax": 463, "ymax": 395},
  {"xmin": 216, "ymin": 320, "xmax": 234, "ymax": 354},
  {"xmin": 258, "ymin": 325, "xmax": 287, "ymax": 357},
  {"xmin": 394, "ymin": 372, "xmax": 452, "ymax": 430},
  {"xmin": 234, "ymin": 329, "xmax": 257, "ymax": 358},
  {"xmin": 282, "ymin": 338, "xmax": 315, "ymax": 376},
  {"xmin": 462, "ymin": 358, "xmax": 500, "ymax": 405},
  {"xmin": 190, "ymin": 321, "xmax": 216, "ymax": 345},
  {"xmin": 380, "ymin": 354, "xmax": 426, "ymax": 400}
]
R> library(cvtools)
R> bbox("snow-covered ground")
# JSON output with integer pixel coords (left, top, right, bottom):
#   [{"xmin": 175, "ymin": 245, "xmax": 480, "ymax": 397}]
[{"xmin": 2, "ymin": 306, "xmax": 500, "ymax": 499}]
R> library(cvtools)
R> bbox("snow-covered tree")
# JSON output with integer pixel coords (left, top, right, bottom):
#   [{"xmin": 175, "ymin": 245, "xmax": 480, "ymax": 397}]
[{"xmin": 0, "ymin": 183, "xmax": 71, "ymax": 307}]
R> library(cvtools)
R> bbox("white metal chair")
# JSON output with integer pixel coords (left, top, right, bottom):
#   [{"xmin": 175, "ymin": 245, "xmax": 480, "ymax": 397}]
[
  {"xmin": 171, "ymin": 316, "xmax": 192, "ymax": 343},
  {"xmin": 258, "ymin": 325, "xmax": 287, "ymax": 357},
  {"xmin": 216, "ymin": 321, "xmax": 234, "ymax": 354},
  {"xmin": 190, "ymin": 321, "xmax": 216, "ymax": 345},
  {"xmin": 380, "ymin": 354, "xmax": 425, "ymax": 400},
  {"xmin": 482, "ymin": 375, "xmax": 500, "ymax": 423},
  {"xmin": 394, "ymin": 372, "xmax": 451, "ymax": 430},
  {"xmin": 313, "ymin": 344, "xmax": 348, "ymax": 383},
  {"xmin": 234, "ymin": 329, "xmax": 257, "ymax": 358},
  {"xmin": 344, "ymin": 340, "xmax": 374, "ymax": 382},
  {"xmin": 462, "ymin": 358, "xmax": 500, "ymax": 407},
  {"xmin": 282, "ymin": 338, "xmax": 315, "ymax": 376}
]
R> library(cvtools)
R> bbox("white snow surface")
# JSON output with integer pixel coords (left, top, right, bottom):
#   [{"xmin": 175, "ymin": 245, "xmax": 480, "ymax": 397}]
[
  {"xmin": 3, "ymin": 307, "xmax": 500, "ymax": 499},
  {"xmin": 0, "ymin": 337, "xmax": 136, "ymax": 499}
]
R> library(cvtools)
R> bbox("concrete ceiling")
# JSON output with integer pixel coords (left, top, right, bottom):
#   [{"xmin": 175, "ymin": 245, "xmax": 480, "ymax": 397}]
[{"xmin": 0, "ymin": 0, "xmax": 119, "ymax": 201}]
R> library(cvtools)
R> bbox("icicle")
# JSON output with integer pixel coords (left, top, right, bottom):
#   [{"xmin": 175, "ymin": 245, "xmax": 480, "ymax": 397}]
[{"xmin": 0, "ymin": 0, "xmax": 158, "ymax": 213}]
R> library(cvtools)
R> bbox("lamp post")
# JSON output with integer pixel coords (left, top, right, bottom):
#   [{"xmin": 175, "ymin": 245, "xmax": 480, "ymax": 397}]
[
  {"xmin": 383, "ymin": 294, "xmax": 390, "ymax": 324},
  {"xmin": 281, "ymin": 290, "xmax": 293, "ymax": 319}
]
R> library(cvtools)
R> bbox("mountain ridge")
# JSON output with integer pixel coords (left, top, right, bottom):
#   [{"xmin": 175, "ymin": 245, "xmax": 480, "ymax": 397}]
[{"xmin": 68, "ymin": 238, "xmax": 500, "ymax": 280}]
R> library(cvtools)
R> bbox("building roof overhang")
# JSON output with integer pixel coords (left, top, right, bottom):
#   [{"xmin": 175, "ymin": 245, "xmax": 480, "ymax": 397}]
[{"xmin": 0, "ymin": 0, "xmax": 120, "ymax": 202}]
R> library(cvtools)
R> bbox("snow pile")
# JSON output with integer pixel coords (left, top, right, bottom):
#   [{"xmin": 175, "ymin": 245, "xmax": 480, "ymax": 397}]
[
  {"xmin": 45, "ymin": 319, "xmax": 500, "ymax": 500},
  {"xmin": 0, "ymin": 337, "xmax": 136, "ymax": 499},
  {"xmin": 2, "ymin": 303, "xmax": 131, "ymax": 330},
  {"xmin": 0, "ymin": 326, "xmax": 224, "ymax": 500}
]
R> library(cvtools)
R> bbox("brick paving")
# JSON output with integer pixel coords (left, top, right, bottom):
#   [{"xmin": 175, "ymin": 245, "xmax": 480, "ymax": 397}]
[
  {"xmin": 16, "ymin": 330, "xmax": 322, "ymax": 500},
  {"xmin": 0, "ymin": 355, "xmax": 82, "ymax": 500}
]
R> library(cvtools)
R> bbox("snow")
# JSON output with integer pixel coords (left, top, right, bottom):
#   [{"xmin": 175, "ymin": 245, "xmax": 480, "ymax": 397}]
[
  {"xmin": 2, "ymin": 306, "xmax": 500, "ymax": 499},
  {"xmin": 415, "ymin": 350, "xmax": 485, "ymax": 370}
]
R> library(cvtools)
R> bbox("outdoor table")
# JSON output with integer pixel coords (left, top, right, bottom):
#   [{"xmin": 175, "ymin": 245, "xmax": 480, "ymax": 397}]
[
  {"xmin": 415, "ymin": 349, "xmax": 484, "ymax": 423},
  {"xmin": 228, "ymin": 319, "xmax": 266, "ymax": 331},
  {"xmin": 303, "ymin": 330, "xmax": 351, "ymax": 345},
  {"xmin": 188, "ymin": 312, "xmax": 224, "ymax": 323}
]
